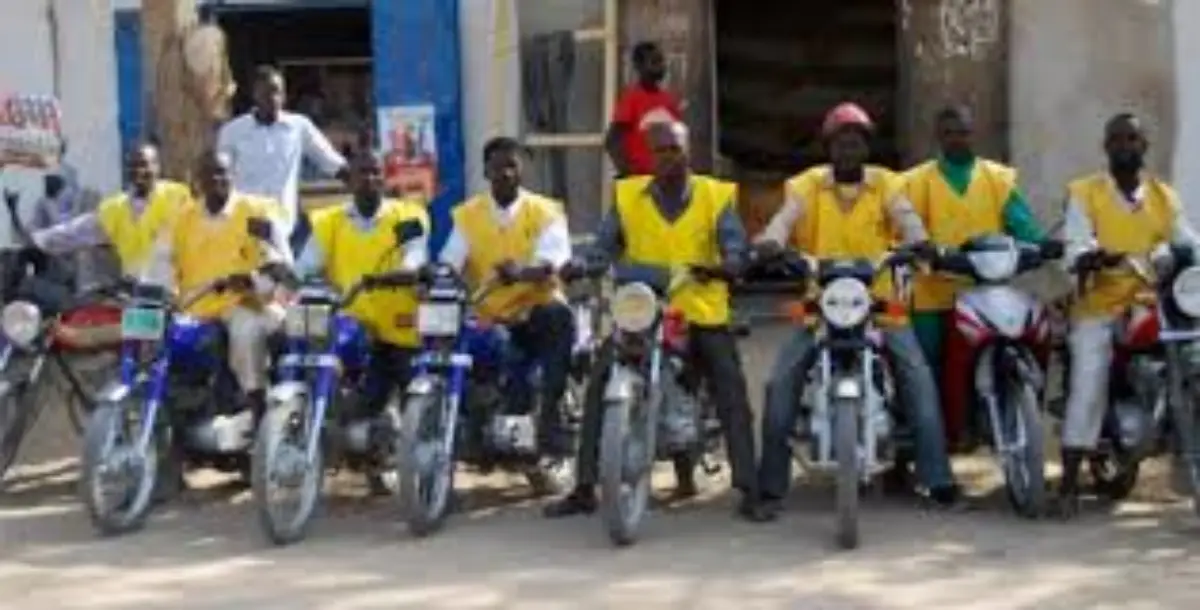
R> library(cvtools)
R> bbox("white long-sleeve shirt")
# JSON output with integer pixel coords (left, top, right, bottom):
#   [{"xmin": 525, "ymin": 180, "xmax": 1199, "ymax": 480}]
[
  {"xmin": 216, "ymin": 111, "xmax": 347, "ymax": 236},
  {"xmin": 1062, "ymin": 176, "xmax": 1200, "ymax": 271},
  {"xmin": 438, "ymin": 189, "xmax": 572, "ymax": 273}
]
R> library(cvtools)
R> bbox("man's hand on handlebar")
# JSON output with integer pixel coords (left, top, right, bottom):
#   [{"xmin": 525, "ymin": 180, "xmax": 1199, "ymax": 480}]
[
  {"xmin": 689, "ymin": 261, "xmax": 740, "ymax": 283},
  {"xmin": 1075, "ymin": 249, "xmax": 1124, "ymax": 273},
  {"xmin": 1039, "ymin": 239, "xmax": 1066, "ymax": 260},
  {"xmin": 214, "ymin": 273, "xmax": 255, "ymax": 293}
]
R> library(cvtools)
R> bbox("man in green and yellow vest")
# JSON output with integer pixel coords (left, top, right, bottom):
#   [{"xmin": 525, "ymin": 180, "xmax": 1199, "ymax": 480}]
[
  {"xmin": 151, "ymin": 150, "xmax": 293, "ymax": 430},
  {"xmin": 1058, "ymin": 113, "xmax": 1200, "ymax": 516},
  {"xmin": 905, "ymin": 105, "xmax": 1047, "ymax": 448},
  {"xmin": 750, "ymin": 103, "xmax": 960, "ymax": 522},
  {"xmin": 296, "ymin": 150, "xmax": 429, "ymax": 451},
  {"xmin": 438, "ymin": 136, "xmax": 576, "ymax": 460},
  {"xmin": 544, "ymin": 120, "xmax": 761, "ymax": 520},
  {"xmin": 21, "ymin": 142, "xmax": 190, "ymax": 279}
]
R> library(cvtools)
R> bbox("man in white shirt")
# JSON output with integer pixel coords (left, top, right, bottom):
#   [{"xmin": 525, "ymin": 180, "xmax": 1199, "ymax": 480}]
[
  {"xmin": 438, "ymin": 136, "xmax": 575, "ymax": 458},
  {"xmin": 216, "ymin": 65, "xmax": 349, "ymax": 252}
]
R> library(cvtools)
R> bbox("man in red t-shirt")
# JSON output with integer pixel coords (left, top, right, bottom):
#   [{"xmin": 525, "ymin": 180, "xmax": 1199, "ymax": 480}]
[{"xmin": 605, "ymin": 42, "xmax": 682, "ymax": 177}]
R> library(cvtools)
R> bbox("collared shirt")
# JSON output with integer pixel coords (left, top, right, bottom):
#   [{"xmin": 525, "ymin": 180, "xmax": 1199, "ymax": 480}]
[
  {"xmin": 216, "ymin": 110, "xmax": 347, "ymax": 235},
  {"xmin": 438, "ymin": 188, "xmax": 572, "ymax": 272},
  {"xmin": 295, "ymin": 202, "xmax": 429, "ymax": 279},
  {"xmin": 593, "ymin": 174, "xmax": 748, "ymax": 265},
  {"xmin": 1062, "ymin": 173, "xmax": 1200, "ymax": 270},
  {"xmin": 756, "ymin": 168, "xmax": 927, "ymax": 247}
]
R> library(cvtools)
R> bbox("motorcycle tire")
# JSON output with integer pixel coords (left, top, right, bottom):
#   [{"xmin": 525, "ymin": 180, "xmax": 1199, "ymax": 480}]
[
  {"xmin": 252, "ymin": 395, "xmax": 324, "ymax": 546},
  {"xmin": 1002, "ymin": 383, "xmax": 1047, "ymax": 519},
  {"xmin": 833, "ymin": 398, "xmax": 860, "ymax": 550},
  {"xmin": 397, "ymin": 389, "xmax": 454, "ymax": 537},
  {"xmin": 61, "ymin": 353, "xmax": 119, "ymax": 436},
  {"xmin": 80, "ymin": 404, "xmax": 157, "ymax": 536},
  {"xmin": 600, "ymin": 397, "xmax": 652, "ymax": 547}
]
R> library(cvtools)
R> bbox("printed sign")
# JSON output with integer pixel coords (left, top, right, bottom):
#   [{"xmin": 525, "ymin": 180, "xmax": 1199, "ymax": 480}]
[
  {"xmin": 378, "ymin": 104, "xmax": 438, "ymax": 204},
  {"xmin": 0, "ymin": 94, "xmax": 63, "ymax": 168}
]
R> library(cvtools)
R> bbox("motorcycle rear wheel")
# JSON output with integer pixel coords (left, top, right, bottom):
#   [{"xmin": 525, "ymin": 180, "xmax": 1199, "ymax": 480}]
[
  {"xmin": 252, "ymin": 395, "xmax": 324, "ymax": 546},
  {"xmin": 600, "ymin": 398, "xmax": 651, "ymax": 547},
  {"xmin": 833, "ymin": 398, "xmax": 860, "ymax": 550},
  {"xmin": 397, "ymin": 390, "xmax": 454, "ymax": 537}
]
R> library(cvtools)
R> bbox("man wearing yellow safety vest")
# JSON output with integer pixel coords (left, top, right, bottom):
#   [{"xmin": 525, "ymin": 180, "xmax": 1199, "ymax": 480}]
[
  {"xmin": 151, "ymin": 150, "xmax": 294, "ymax": 433},
  {"xmin": 544, "ymin": 120, "xmax": 761, "ymax": 520},
  {"xmin": 749, "ymin": 103, "xmax": 960, "ymax": 521},
  {"xmin": 19, "ymin": 142, "xmax": 190, "ymax": 279},
  {"xmin": 905, "ymin": 105, "xmax": 1047, "ymax": 449},
  {"xmin": 295, "ymin": 150, "xmax": 429, "ymax": 486},
  {"xmin": 1059, "ymin": 113, "xmax": 1200, "ymax": 517},
  {"xmin": 438, "ymin": 136, "xmax": 576, "ymax": 460}
]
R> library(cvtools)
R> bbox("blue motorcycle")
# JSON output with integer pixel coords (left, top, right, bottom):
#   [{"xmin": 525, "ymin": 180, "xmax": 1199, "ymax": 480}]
[
  {"xmin": 79, "ymin": 271, "xmax": 273, "ymax": 536},
  {"xmin": 253, "ymin": 220, "xmax": 427, "ymax": 546},
  {"xmin": 396, "ymin": 265, "xmax": 580, "ymax": 536}
]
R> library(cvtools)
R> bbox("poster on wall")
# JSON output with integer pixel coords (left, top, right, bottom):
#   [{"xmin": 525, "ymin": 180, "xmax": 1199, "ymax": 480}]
[
  {"xmin": 0, "ymin": 94, "xmax": 63, "ymax": 168},
  {"xmin": 378, "ymin": 104, "xmax": 438, "ymax": 204}
]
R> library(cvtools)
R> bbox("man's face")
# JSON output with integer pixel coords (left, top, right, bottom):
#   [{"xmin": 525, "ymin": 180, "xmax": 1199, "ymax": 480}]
[
  {"xmin": 485, "ymin": 149, "xmax": 522, "ymax": 200},
  {"xmin": 254, "ymin": 74, "xmax": 285, "ymax": 116},
  {"xmin": 828, "ymin": 128, "xmax": 870, "ymax": 174},
  {"xmin": 199, "ymin": 153, "xmax": 232, "ymax": 204},
  {"xmin": 1104, "ymin": 118, "xmax": 1147, "ymax": 170},
  {"xmin": 648, "ymin": 124, "xmax": 688, "ymax": 179},
  {"xmin": 352, "ymin": 155, "xmax": 384, "ymax": 203},
  {"xmin": 636, "ymin": 49, "xmax": 667, "ymax": 85},
  {"xmin": 937, "ymin": 113, "xmax": 974, "ymax": 162},
  {"xmin": 126, "ymin": 146, "xmax": 159, "ymax": 194}
]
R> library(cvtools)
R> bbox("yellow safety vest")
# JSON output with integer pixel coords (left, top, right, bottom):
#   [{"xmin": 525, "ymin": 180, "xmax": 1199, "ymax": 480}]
[
  {"xmin": 172, "ymin": 194, "xmax": 283, "ymax": 320},
  {"xmin": 786, "ymin": 165, "xmax": 907, "ymax": 315},
  {"xmin": 309, "ymin": 200, "xmax": 429, "ymax": 347},
  {"xmin": 615, "ymin": 175, "xmax": 736, "ymax": 327},
  {"xmin": 905, "ymin": 159, "xmax": 1017, "ymax": 311},
  {"xmin": 96, "ymin": 180, "xmax": 190, "ymax": 274},
  {"xmin": 1070, "ymin": 172, "xmax": 1177, "ymax": 319},
  {"xmin": 451, "ymin": 192, "xmax": 563, "ymax": 323}
]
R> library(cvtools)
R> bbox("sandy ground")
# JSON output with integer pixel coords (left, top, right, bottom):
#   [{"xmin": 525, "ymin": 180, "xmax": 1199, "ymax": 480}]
[{"xmin": 2, "ymin": 327, "xmax": 1200, "ymax": 609}]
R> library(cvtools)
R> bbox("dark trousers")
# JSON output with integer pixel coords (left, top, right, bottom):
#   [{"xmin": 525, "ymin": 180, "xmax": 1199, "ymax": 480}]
[
  {"xmin": 508, "ymin": 301, "xmax": 576, "ymax": 455},
  {"xmin": 290, "ymin": 212, "xmax": 313, "ymax": 255},
  {"xmin": 574, "ymin": 325, "xmax": 758, "ymax": 495},
  {"xmin": 362, "ymin": 343, "xmax": 417, "ymax": 414}
]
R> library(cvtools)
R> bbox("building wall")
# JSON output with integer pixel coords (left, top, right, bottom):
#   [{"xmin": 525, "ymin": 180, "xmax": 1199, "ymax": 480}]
[
  {"xmin": 0, "ymin": 0, "xmax": 121, "ymax": 246},
  {"xmin": 1173, "ymin": 0, "xmax": 1200, "ymax": 224},
  {"xmin": 1009, "ymin": 0, "xmax": 1176, "ymax": 225}
]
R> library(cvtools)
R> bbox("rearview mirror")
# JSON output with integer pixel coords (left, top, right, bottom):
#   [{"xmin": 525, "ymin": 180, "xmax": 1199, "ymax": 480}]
[
  {"xmin": 246, "ymin": 217, "xmax": 273, "ymax": 242},
  {"xmin": 393, "ymin": 219, "xmax": 425, "ymax": 244}
]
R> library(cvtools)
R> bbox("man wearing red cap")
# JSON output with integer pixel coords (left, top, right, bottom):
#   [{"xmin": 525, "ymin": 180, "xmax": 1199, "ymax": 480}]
[{"xmin": 748, "ymin": 103, "xmax": 960, "ymax": 520}]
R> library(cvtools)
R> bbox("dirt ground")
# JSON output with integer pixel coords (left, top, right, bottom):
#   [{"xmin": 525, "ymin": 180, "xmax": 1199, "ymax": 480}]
[{"xmin": 2, "ymin": 329, "xmax": 1199, "ymax": 609}]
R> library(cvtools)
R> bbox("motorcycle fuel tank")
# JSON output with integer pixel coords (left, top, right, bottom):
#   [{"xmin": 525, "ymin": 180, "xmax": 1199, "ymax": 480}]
[{"xmin": 956, "ymin": 285, "xmax": 1043, "ymax": 342}]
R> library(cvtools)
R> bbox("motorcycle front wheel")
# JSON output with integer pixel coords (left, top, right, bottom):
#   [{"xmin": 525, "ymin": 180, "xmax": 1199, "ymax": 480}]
[
  {"xmin": 80, "ymin": 402, "xmax": 157, "ymax": 536},
  {"xmin": 832, "ymin": 397, "xmax": 860, "ymax": 550},
  {"xmin": 252, "ymin": 394, "xmax": 324, "ymax": 546},
  {"xmin": 397, "ymin": 389, "xmax": 454, "ymax": 537},
  {"xmin": 0, "ymin": 382, "xmax": 32, "ymax": 483},
  {"xmin": 1001, "ymin": 383, "xmax": 1046, "ymax": 518},
  {"xmin": 600, "ymin": 397, "xmax": 652, "ymax": 547}
]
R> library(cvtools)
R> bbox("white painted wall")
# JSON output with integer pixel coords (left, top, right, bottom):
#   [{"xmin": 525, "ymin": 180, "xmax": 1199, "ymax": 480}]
[
  {"xmin": 459, "ymin": 0, "xmax": 522, "ymax": 196},
  {"xmin": 0, "ymin": 0, "xmax": 121, "ymax": 247},
  {"xmin": 1172, "ymin": 0, "xmax": 1200, "ymax": 224}
]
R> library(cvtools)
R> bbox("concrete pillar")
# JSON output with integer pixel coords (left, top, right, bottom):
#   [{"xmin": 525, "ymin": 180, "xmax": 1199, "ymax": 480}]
[
  {"xmin": 897, "ymin": 0, "xmax": 1010, "ymax": 165},
  {"xmin": 1172, "ymin": 0, "xmax": 1200, "ymax": 223}
]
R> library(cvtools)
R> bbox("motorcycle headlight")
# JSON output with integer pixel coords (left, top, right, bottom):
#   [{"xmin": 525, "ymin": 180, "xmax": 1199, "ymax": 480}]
[
  {"xmin": 1172, "ymin": 266, "xmax": 1200, "ymax": 317},
  {"xmin": 2, "ymin": 301, "xmax": 42, "ymax": 348},
  {"xmin": 966, "ymin": 247, "xmax": 1019, "ymax": 282},
  {"xmin": 283, "ymin": 303, "xmax": 333, "ymax": 339},
  {"xmin": 610, "ymin": 282, "xmax": 660, "ymax": 334},
  {"xmin": 819, "ymin": 278, "xmax": 871, "ymax": 329}
]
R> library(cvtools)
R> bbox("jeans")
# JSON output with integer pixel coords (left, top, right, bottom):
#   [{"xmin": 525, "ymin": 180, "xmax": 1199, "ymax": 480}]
[
  {"xmin": 758, "ymin": 326, "xmax": 954, "ymax": 500},
  {"xmin": 362, "ymin": 343, "xmax": 417, "ymax": 415},
  {"xmin": 507, "ymin": 301, "xmax": 576, "ymax": 456},
  {"xmin": 573, "ymin": 325, "xmax": 758, "ymax": 495},
  {"xmin": 290, "ymin": 212, "xmax": 312, "ymax": 255}
]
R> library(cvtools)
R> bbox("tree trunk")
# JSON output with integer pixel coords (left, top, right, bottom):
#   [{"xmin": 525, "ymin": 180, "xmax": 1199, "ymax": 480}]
[{"xmin": 141, "ymin": 0, "xmax": 210, "ymax": 184}]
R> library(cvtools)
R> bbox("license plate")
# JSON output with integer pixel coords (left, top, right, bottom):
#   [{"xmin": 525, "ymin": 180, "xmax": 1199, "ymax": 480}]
[
  {"xmin": 418, "ymin": 302, "xmax": 461, "ymax": 337},
  {"xmin": 120, "ymin": 307, "xmax": 166, "ymax": 341}
]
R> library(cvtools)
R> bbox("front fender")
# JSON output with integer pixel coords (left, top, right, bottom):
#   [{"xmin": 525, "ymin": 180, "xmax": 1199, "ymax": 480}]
[
  {"xmin": 406, "ymin": 373, "xmax": 444, "ymax": 397},
  {"xmin": 95, "ymin": 380, "xmax": 134, "ymax": 405},
  {"xmin": 603, "ymin": 364, "xmax": 641, "ymax": 403},
  {"xmin": 267, "ymin": 380, "xmax": 309, "ymax": 406}
]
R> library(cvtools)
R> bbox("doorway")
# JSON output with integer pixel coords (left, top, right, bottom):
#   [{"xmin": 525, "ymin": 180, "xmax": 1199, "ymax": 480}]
[{"xmin": 714, "ymin": 0, "xmax": 900, "ymax": 234}]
